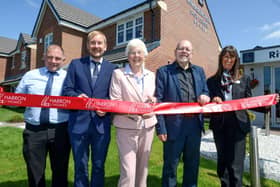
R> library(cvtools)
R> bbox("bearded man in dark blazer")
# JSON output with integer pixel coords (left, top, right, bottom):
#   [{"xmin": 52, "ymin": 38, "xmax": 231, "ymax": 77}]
[{"xmin": 155, "ymin": 40, "xmax": 210, "ymax": 187}]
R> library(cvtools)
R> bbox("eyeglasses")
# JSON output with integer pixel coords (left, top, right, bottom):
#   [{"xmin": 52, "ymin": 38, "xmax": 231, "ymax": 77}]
[{"xmin": 176, "ymin": 47, "xmax": 192, "ymax": 52}]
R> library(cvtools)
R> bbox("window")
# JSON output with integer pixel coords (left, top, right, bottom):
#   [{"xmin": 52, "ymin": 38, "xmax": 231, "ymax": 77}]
[
  {"xmin": 117, "ymin": 16, "xmax": 143, "ymax": 45},
  {"xmin": 44, "ymin": 33, "xmax": 53, "ymax": 52},
  {"xmin": 20, "ymin": 50, "xmax": 27, "ymax": 69},
  {"xmin": 242, "ymin": 52, "xmax": 254, "ymax": 63},
  {"xmin": 11, "ymin": 55, "xmax": 15, "ymax": 69}
]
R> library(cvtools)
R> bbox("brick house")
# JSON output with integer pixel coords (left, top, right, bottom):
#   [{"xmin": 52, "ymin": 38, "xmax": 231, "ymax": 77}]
[
  {"xmin": 0, "ymin": 0, "xmax": 221, "ymax": 91},
  {"xmin": 0, "ymin": 33, "xmax": 36, "ymax": 91}
]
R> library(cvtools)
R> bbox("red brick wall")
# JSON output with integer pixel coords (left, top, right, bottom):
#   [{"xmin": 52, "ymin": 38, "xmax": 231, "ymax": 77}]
[
  {"xmin": 4, "ymin": 45, "xmax": 33, "ymax": 80},
  {"xmin": 0, "ymin": 57, "xmax": 7, "ymax": 82},
  {"xmin": 4, "ymin": 53, "xmax": 21, "ymax": 78},
  {"xmin": 30, "ymin": 47, "xmax": 37, "ymax": 70},
  {"xmin": 144, "ymin": 7, "xmax": 161, "ymax": 42},
  {"xmin": 36, "ymin": 6, "xmax": 61, "ymax": 67},
  {"xmin": 61, "ymin": 27, "xmax": 87, "ymax": 65},
  {"xmin": 145, "ymin": 0, "xmax": 220, "ymax": 77},
  {"xmin": 100, "ymin": 24, "xmax": 117, "ymax": 51}
]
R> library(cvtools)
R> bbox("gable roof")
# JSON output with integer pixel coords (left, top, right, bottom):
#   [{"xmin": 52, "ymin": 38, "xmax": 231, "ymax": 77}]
[
  {"xmin": 21, "ymin": 33, "xmax": 36, "ymax": 44},
  {"xmin": 50, "ymin": 0, "xmax": 101, "ymax": 27},
  {"xmin": 32, "ymin": 0, "xmax": 101, "ymax": 37},
  {"xmin": 15, "ymin": 33, "xmax": 36, "ymax": 50},
  {"xmin": 0, "ymin": 37, "xmax": 17, "ymax": 56}
]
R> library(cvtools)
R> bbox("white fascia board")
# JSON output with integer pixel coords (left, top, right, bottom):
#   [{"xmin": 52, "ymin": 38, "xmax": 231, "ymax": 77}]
[
  {"xmin": 87, "ymin": 3, "xmax": 153, "ymax": 32},
  {"xmin": 32, "ymin": 2, "xmax": 47, "ymax": 38},
  {"xmin": 10, "ymin": 50, "xmax": 20, "ymax": 56},
  {"xmin": 58, "ymin": 21, "xmax": 88, "ymax": 33},
  {"xmin": 34, "ymin": 1, "xmax": 155, "ymax": 36},
  {"xmin": 0, "ymin": 54, "xmax": 9, "ymax": 57}
]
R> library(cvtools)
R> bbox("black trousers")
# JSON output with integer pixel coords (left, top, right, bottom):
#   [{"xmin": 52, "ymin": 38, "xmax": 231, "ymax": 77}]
[
  {"xmin": 23, "ymin": 122, "xmax": 71, "ymax": 187},
  {"xmin": 212, "ymin": 113, "xmax": 247, "ymax": 187}
]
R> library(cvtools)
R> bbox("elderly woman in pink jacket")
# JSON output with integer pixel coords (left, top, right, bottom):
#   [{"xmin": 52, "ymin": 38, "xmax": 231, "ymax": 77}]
[{"xmin": 109, "ymin": 38, "xmax": 157, "ymax": 187}]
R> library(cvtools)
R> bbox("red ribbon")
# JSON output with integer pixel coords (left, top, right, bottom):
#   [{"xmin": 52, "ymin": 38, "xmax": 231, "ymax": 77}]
[{"xmin": 0, "ymin": 90, "xmax": 277, "ymax": 115}]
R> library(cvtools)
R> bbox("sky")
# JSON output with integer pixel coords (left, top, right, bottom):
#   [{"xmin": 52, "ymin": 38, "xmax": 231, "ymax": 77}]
[{"xmin": 0, "ymin": 0, "xmax": 280, "ymax": 51}]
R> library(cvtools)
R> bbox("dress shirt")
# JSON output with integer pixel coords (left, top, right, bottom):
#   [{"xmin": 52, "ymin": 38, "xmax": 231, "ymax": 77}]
[
  {"xmin": 15, "ymin": 67, "xmax": 69, "ymax": 125},
  {"xmin": 90, "ymin": 57, "xmax": 103, "ymax": 78},
  {"xmin": 124, "ymin": 64, "xmax": 149, "ymax": 127},
  {"xmin": 124, "ymin": 64, "xmax": 149, "ymax": 94},
  {"xmin": 176, "ymin": 62, "xmax": 196, "ymax": 102}
]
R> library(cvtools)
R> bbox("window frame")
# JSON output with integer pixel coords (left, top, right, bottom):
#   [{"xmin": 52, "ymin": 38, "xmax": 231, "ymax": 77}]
[
  {"xmin": 20, "ymin": 50, "xmax": 27, "ymax": 70},
  {"xmin": 116, "ymin": 15, "xmax": 144, "ymax": 45},
  {"xmin": 44, "ymin": 32, "xmax": 53, "ymax": 52}
]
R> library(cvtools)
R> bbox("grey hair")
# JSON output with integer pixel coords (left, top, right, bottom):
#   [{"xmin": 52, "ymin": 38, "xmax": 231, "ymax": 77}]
[{"xmin": 125, "ymin": 38, "xmax": 148, "ymax": 57}]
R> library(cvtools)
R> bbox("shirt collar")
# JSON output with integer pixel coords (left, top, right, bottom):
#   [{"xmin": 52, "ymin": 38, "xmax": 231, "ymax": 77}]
[
  {"xmin": 124, "ymin": 63, "xmax": 149, "ymax": 77},
  {"xmin": 42, "ymin": 67, "xmax": 62, "ymax": 75},
  {"xmin": 175, "ymin": 61, "xmax": 193, "ymax": 71},
  {"xmin": 90, "ymin": 56, "xmax": 103, "ymax": 64}
]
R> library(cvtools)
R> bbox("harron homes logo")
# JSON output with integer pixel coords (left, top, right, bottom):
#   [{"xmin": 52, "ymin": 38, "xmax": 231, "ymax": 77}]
[
  {"xmin": 0, "ymin": 94, "xmax": 27, "ymax": 105},
  {"xmin": 41, "ymin": 96, "xmax": 51, "ymax": 107},
  {"xmin": 41, "ymin": 96, "xmax": 71, "ymax": 108},
  {"xmin": 85, "ymin": 99, "xmax": 96, "ymax": 110}
]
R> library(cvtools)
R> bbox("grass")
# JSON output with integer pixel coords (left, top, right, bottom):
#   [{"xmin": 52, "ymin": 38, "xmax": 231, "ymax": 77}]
[
  {"xmin": 0, "ymin": 107, "xmax": 24, "ymax": 122},
  {"xmin": 0, "ymin": 127, "xmax": 280, "ymax": 187}
]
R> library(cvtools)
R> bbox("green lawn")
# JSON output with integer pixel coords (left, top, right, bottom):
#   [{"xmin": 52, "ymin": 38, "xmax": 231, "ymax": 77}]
[
  {"xmin": 0, "ymin": 107, "xmax": 24, "ymax": 122},
  {"xmin": 0, "ymin": 127, "xmax": 279, "ymax": 187}
]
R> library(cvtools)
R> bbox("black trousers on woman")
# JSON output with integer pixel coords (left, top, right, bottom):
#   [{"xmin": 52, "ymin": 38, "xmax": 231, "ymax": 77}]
[{"xmin": 212, "ymin": 112, "xmax": 247, "ymax": 187}]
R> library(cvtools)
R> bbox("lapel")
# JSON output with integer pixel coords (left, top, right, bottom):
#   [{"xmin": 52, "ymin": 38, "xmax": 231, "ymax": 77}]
[
  {"xmin": 216, "ymin": 76, "xmax": 225, "ymax": 100},
  {"xmin": 125, "ymin": 72, "xmax": 144, "ymax": 102},
  {"xmin": 143, "ymin": 72, "xmax": 151, "ymax": 100},
  {"xmin": 232, "ymin": 77, "xmax": 243, "ymax": 99},
  {"xmin": 82, "ymin": 56, "xmax": 94, "ymax": 92},
  {"xmin": 169, "ymin": 63, "xmax": 183, "ymax": 101},
  {"xmin": 192, "ymin": 67, "xmax": 200, "ymax": 97}
]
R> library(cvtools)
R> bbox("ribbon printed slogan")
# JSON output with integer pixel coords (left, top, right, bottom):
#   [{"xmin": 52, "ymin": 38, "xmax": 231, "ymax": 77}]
[{"xmin": 0, "ymin": 88, "xmax": 277, "ymax": 115}]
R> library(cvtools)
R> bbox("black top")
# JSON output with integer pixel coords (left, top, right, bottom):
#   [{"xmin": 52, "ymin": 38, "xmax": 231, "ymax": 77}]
[{"xmin": 175, "ymin": 62, "xmax": 196, "ymax": 103}]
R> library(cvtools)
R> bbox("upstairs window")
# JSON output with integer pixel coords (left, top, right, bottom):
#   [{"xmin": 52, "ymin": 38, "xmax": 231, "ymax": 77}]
[
  {"xmin": 20, "ymin": 50, "xmax": 27, "ymax": 69},
  {"xmin": 117, "ymin": 16, "xmax": 143, "ymax": 45},
  {"xmin": 44, "ymin": 33, "xmax": 53, "ymax": 52}
]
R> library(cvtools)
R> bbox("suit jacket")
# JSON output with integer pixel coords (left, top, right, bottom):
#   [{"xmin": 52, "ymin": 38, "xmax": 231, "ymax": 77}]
[
  {"xmin": 109, "ymin": 67, "xmax": 157, "ymax": 129},
  {"xmin": 207, "ymin": 74, "xmax": 252, "ymax": 133},
  {"xmin": 62, "ymin": 56, "xmax": 117, "ymax": 134},
  {"xmin": 155, "ymin": 62, "xmax": 209, "ymax": 140}
]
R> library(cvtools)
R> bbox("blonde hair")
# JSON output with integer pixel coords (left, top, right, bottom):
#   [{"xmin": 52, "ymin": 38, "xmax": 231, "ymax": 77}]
[{"xmin": 87, "ymin": 30, "xmax": 107, "ymax": 44}]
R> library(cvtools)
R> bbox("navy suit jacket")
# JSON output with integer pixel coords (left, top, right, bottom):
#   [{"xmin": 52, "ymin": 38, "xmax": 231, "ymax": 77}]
[
  {"xmin": 62, "ymin": 56, "xmax": 117, "ymax": 134},
  {"xmin": 207, "ymin": 74, "xmax": 252, "ymax": 133},
  {"xmin": 155, "ymin": 62, "xmax": 209, "ymax": 140}
]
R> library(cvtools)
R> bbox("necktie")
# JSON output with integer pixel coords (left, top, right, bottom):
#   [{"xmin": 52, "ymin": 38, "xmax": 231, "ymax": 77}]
[
  {"xmin": 40, "ymin": 71, "xmax": 55, "ymax": 124},
  {"xmin": 92, "ymin": 61, "xmax": 100, "ymax": 87}
]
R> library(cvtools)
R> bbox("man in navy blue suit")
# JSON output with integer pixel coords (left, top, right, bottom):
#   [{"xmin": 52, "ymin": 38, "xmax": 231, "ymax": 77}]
[
  {"xmin": 155, "ymin": 40, "xmax": 210, "ymax": 187},
  {"xmin": 63, "ymin": 30, "xmax": 117, "ymax": 187}
]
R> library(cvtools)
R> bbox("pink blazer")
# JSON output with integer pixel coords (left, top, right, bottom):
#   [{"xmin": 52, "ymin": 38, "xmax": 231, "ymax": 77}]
[{"xmin": 109, "ymin": 68, "xmax": 157, "ymax": 129}]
